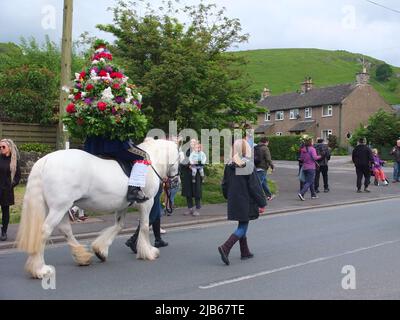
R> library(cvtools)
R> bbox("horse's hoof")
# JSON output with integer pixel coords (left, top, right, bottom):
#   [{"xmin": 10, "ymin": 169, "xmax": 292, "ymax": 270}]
[{"xmin": 94, "ymin": 251, "xmax": 107, "ymax": 262}]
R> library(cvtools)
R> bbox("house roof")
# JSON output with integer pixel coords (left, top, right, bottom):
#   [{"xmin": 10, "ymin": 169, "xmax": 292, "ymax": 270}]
[
  {"xmin": 255, "ymin": 123, "xmax": 274, "ymax": 134},
  {"xmin": 258, "ymin": 84, "xmax": 356, "ymax": 112},
  {"xmin": 289, "ymin": 120, "xmax": 316, "ymax": 132}
]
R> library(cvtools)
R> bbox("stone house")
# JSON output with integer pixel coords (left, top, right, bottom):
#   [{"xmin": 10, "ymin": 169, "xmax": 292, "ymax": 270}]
[{"xmin": 255, "ymin": 70, "xmax": 392, "ymax": 147}]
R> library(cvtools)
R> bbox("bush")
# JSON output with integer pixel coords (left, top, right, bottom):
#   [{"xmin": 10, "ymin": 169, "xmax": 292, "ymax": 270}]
[
  {"xmin": 376, "ymin": 63, "xmax": 393, "ymax": 82},
  {"xmin": 256, "ymin": 136, "xmax": 303, "ymax": 160},
  {"xmin": 332, "ymin": 148, "xmax": 348, "ymax": 156},
  {"xmin": 19, "ymin": 143, "xmax": 54, "ymax": 154}
]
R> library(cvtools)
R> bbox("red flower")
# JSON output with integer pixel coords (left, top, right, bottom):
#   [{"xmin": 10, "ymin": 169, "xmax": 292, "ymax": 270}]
[
  {"xmin": 98, "ymin": 70, "xmax": 108, "ymax": 77},
  {"xmin": 112, "ymin": 83, "xmax": 120, "ymax": 90},
  {"xmin": 97, "ymin": 102, "xmax": 107, "ymax": 111},
  {"xmin": 76, "ymin": 118, "xmax": 85, "ymax": 126},
  {"xmin": 74, "ymin": 92, "xmax": 82, "ymax": 101},
  {"xmin": 110, "ymin": 72, "xmax": 123, "ymax": 79},
  {"xmin": 79, "ymin": 71, "xmax": 86, "ymax": 79},
  {"xmin": 66, "ymin": 103, "xmax": 76, "ymax": 113},
  {"xmin": 86, "ymin": 84, "xmax": 94, "ymax": 91}
]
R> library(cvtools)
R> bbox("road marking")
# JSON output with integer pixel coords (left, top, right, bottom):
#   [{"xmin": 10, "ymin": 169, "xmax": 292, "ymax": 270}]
[{"xmin": 199, "ymin": 239, "xmax": 400, "ymax": 290}]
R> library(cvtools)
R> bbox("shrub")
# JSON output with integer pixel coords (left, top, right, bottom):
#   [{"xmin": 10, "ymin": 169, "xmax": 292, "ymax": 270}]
[
  {"xmin": 256, "ymin": 136, "xmax": 303, "ymax": 160},
  {"xmin": 19, "ymin": 143, "xmax": 54, "ymax": 154}
]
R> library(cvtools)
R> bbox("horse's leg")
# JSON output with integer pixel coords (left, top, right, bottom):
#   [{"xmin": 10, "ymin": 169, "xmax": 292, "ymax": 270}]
[
  {"xmin": 136, "ymin": 199, "xmax": 160, "ymax": 261},
  {"xmin": 92, "ymin": 209, "xmax": 127, "ymax": 262},
  {"xmin": 57, "ymin": 215, "xmax": 93, "ymax": 266},
  {"xmin": 27, "ymin": 208, "xmax": 69, "ymax": 279}
]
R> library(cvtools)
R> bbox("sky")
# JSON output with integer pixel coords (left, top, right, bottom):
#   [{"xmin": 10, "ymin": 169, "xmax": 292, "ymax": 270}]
[{"xmin": 0, "ymin": 0, "xmax": 399, "ymax": 66}]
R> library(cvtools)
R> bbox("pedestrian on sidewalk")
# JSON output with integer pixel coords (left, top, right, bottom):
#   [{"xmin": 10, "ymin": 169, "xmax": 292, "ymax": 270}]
[
  {"xmin": 371, "ymin": 149, "xmax": 388, "ymax": 186},
  {"xmin": 314, "ymin": 138, "xmax": 331, "ymax": 193},
  {"xmin": 0, "ymin": 139, "xmax": 21, "ymax": 241},
  {"xmin": 390, "ymin": 140, "xmax": 400, "ymax": 183},
  {"xmin": 125, "ymin": 182, "xmax": 168, "ymax": 253},
  {"xmin": 218, "ymin": 139, "xmax": 266, "ymax": 266},
  {"xmin": 254, "ymin": 137, "xmax": 275, "ymax": 201},
  {"xmin": 352, "ymin": 138, "xmax": 374, "ymax": 193},
  {"xmin": 298, "ymin": 138, "xmax": 321, "ymax": 201},
  {"xmin": 181, "ymin": 139, "xmax": 203, "ymax": 216}
]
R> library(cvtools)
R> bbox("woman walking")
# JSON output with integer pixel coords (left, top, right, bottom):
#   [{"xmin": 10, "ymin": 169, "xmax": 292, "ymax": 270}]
[
  {"xmin": 218, "ymin": 139, "xmax": 266, "ymax": 265},
  {"xmin": 0, "ymin": 139, "xmax": 21, "ymax": 241},
  {"xmin": 297, "ymin": 138, "xmax": 321, "ymax": 201}
]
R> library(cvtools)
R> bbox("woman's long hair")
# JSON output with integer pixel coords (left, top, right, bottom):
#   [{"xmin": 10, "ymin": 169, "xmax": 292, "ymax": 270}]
[
  {"xmin": 1, "ymin": 139, "xmax": 20, "ymax": 183},
  {"xmin": 231, "ymin": 139, "xmax": 252, "ymax": 165}
]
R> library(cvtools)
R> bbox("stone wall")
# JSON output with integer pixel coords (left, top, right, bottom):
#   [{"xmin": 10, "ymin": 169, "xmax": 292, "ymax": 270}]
[{"xmin": 19, "ymin": 151, "xmax": 45, "ymax": 184}]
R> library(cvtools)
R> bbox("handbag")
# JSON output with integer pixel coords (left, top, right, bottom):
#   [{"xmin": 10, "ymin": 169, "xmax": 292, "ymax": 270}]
[{"xmin": 299, "ymin": 166, "xmax": 306, "ymax": 182}]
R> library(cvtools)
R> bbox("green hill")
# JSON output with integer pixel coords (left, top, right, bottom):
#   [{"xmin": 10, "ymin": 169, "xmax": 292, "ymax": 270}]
[{"xmin": 232, "ymin": 48, "xmax": 400, "ymax": 104}]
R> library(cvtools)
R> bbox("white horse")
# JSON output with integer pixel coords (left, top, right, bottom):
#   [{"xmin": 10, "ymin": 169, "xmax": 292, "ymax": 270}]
[{"xmin": 16, "ymin": 138, "xmax": 180, "ymax": 279}]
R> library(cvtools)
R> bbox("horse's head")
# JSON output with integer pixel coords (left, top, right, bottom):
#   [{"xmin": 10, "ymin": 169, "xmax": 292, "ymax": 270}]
[{"xmin": 141, "ymin": 138, "xmax": 181, "ymax": 179}]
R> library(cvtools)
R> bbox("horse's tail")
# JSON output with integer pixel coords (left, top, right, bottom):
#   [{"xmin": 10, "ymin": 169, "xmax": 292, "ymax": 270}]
[{"xmin": 16, "ymin": 157, "xmax": 47, "ymax": 254}]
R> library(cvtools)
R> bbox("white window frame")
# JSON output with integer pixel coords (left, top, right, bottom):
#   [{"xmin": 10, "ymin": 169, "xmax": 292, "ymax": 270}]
[
  {"xmin": 322, "ymin": 105, "xmax": 333, "ymax": 117},
  {"xmin": 275, "ymin": 111, "xmax": 284, "ymax": 121},
  {"xmin": 321, "ymin": 129, "xmax": 333, "ymax": 141},
  {"xmin": 290, "ymin": 109, "xmax": 300, "ymax": 120},
  {"xmin": 305, "ymin": 108, "xmax": 312, "ymax": 119},
  {"xmin": 265, "ymin": 112, "xmax": 271, "ymax": 122},
  {"xmin": 276, "ymin": 132, "xmax": 283, "ymax": 136}
]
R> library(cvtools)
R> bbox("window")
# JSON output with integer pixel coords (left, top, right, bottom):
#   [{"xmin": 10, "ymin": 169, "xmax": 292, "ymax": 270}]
[
  {"xmin": 322, "ymin": 130, "xmax": 333, "ymax": 141},
  {"xmin": 276, "ymin": 132, "xmax": 283, "ymax": 136},
  {"xmin": 305, "ymin": 108, "xmax": 312, "ymax": 119},
  {"xmin": 322, "ymin": 105, "xmax": 333, "ymax": 117},
  {"xmin": 275, "ymin": 111, "xmax": 284, "ymax": 121},
  {"xmin": 290, "ymin": 109, "xmax": 300, "ymax": 120},
  {"xmin": 265, "ymin": 113, "xmax": 271, "ymax": 122}
]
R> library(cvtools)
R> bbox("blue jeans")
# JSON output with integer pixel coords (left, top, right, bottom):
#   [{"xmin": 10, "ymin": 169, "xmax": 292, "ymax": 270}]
[
  {"xmin": 300, "ymin": 169, "xmax": 316, "ymax": 197},
  {"xmin": 149, "ymin": 185, "xmax": 163, "ymax": 224},
  {"xmin": 234, "ymin": 221, "xmax": 249, "ymax": 238},
  {"xmin": 256, "ymin": 170, "xmax": 272, "ymax": 197},
  {"xmin": 170, "ymin": 186, "xmax": 179, "ymax": 205},
  {"xmin": 393, "ymin": 162, "xmax": 400, "ymax": 182}
]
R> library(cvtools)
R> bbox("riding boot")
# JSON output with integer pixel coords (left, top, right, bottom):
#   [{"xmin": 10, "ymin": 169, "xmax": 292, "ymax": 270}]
[
  {"xmin": 125, "ymin": 224, "xmax": 140, "ymax": 253},
  {"xmin": 152, "ymin": 217, "xmax": 168, "ymax": 248},
  {"xmin": 127, "ymin": 186, "xmax": 149, "ymax": 203},
  {"xmin": 218, "ymin": 234, "xmax": 240, "ymax": 265},
  {"xmin": 1, "ymin": 226, "xmax": 7, "ymax": 242},
  {"xmin": 239, "ymin": 237, "xmax": 254, "ymax": 260}
]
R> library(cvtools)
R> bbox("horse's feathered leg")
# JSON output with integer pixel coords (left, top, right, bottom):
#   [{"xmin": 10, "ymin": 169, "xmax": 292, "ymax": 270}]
[
  {"xmin": 92, "ymin": 209, "xmax": 127, "ymax": 262},
  {"xmin": 58, "ymin": 215, "xmax": 93, "ymax": 266},
  {"xmin": 136, "ymin": 198, "xmax": 160, "ymax": 260}
]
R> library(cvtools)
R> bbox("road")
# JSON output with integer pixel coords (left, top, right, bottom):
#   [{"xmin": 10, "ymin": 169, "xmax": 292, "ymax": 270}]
[{"xmin": 1, "ymin": 198, "xmax": 400, "ymax": 300}]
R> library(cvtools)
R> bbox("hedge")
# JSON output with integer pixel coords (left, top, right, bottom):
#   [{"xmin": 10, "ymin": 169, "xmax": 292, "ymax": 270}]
[{"xmin": 255, "ymin": 136, "xmax": 302, "ymax": 161}]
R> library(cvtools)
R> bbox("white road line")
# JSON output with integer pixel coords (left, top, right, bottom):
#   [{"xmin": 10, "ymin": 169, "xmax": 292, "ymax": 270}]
[{"xmin": 199, "ymin": 239, "xmax": 400, "ymax": 290}]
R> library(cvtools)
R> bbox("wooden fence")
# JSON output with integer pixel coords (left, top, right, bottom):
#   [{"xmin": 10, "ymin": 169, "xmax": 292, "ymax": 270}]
[{"xmin": 0, "ymin": 122, "xmax": 57, "ymax": 148}]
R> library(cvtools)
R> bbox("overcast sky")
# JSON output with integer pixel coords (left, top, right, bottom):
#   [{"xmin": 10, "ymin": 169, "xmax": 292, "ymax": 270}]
[{"xmin": 0, "ymin": 0, "xmax": 399, "ymax": 66}]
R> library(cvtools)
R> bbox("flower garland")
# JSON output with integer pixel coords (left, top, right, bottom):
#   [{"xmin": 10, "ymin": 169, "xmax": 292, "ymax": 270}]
[{"xmin": 62, "ymin": 40, "xmax": 148, "ymax": 141}]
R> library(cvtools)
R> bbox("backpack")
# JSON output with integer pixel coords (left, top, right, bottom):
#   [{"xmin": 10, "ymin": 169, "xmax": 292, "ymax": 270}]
[{"xmin": 254, "ymin": 145, "xmax": 263, "ymax": 167}]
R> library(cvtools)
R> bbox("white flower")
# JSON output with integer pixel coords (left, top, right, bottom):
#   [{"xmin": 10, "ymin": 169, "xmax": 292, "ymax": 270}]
[
  {"xmin": 95, "ymin": 48, "xmax": 105, "ymax": 53},
  {"xmin": 62, "ymin": 86, "xmax": 71, "ymax": 93},
  {"xmin": 68, "ymin": 94, "xmax": 74, "ymax": 100},
  {"xmin": 137, "ymin": 93, "xmax": 143, "ymax": 104},
  {"xmin": 75, "ymin": 73, "xmax": 81, "ymax": 80},
  {"xmin": 81, "ymin": 92, "xmax": 87, "ymax": 98},
  {"xmin": 100, "ymin": 58, "xmax": 106, "ymax": 63},
  {"xmin": 90, "ymin": 70, "xmax": 97, "ymax": 77},
  {"xmin": 92, "ymin": 60, "xmax": 99, "ymax": 65},
  {"xmin": 101, "ymin": 87, "xmax": 114, "ymax": 102}
]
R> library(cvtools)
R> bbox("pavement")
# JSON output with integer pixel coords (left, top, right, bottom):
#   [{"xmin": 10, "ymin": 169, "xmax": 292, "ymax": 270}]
[{"xmin": 1, "ymin": 155, "xmax": 399, "ymax": 250}]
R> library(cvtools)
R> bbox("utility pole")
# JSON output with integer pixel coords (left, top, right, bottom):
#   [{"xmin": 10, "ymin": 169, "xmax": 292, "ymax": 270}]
[{"xmin": 57, "ymin": 0, "xmax": 73, "ymax": 150}]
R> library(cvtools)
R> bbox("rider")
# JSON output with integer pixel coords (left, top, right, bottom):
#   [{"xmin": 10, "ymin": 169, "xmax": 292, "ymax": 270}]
[{"xmin": 84, "ymin": 136, "xmax": 149, "ymax": 203}]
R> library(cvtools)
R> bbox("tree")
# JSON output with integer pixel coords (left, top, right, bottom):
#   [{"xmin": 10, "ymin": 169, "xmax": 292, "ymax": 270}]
[
  {"xmin": 376, "ymin": 63, "xmax": 393, "ymax": 82},
  {"xmin": 96, "ymin": 0, "xmax": 261, "ymax": 132},
  {"xmin": 349, "ymin": 109, "xmax": 400, "ymax": 147}
]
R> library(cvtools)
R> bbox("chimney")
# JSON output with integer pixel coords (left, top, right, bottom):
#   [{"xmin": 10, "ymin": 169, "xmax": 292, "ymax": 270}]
[
  {"xmin": 356, "ymin": 68, "xmax": 370, "ymax": 85},
  {"xmin": 301, "ymin": 77, "xmax": 313, "ymax": 93},
  {"xmin": 261, "ymin": 87, "xmax": 271, "ymax": 100}
]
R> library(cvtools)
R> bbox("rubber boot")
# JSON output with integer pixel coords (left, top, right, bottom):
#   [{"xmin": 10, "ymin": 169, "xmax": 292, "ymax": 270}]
[
  {"xmin": 152, "ymin": 217, "xmax": 168, "ymax": 248},
  {"xmin": 239, "ymin": 237, "xmax": 254, "ymax": 260},
  {"xmin": 127, "ymin": 186, "xmax": 149, "ymax": 203},
  {"xmin": 125, "ymin": 225, "xmax": 140, "ymax": 253},
  {"xmin": 218, "ymin": 234, "xmax": 240, "ymax": 265}
]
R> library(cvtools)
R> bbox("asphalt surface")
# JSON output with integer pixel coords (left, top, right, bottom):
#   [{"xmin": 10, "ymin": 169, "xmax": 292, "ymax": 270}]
[{"xmin": 2, "ymin": 198, "xmax": 400, "ymax": 300}]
